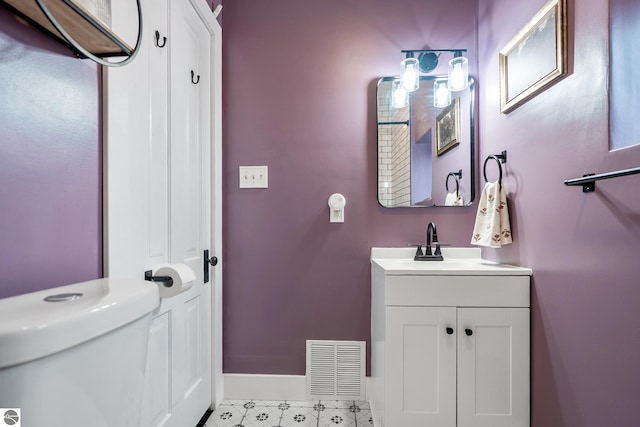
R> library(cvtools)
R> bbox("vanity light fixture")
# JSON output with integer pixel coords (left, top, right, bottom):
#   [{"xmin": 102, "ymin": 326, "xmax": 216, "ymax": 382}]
[
  {"xmin": 448, "ymin": 52, "xmax": 469, "ymax": 91},
  {"xmin": 392, "ymin": 80, "xmax": 409, "ymax": 109},
  {"xmin": 433, "ymin": 78, "xmax": 451, "ymax": 108},
  {"xmin": 400, "ymin": 55, "xmax": 420, "ymax": 92},
  {"xmin": 400, "ymin": 49, "xmax": 469, "ymax": 99}
]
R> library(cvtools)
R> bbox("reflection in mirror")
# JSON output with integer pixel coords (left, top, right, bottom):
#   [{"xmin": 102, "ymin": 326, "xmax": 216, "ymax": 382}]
[
  {"xmin": 610, "ymin": 0, "xmax": 640, "ymax": 150},
  {"xmin": 377, "ymin": 76, "xmax": 475, "ymax": 208}
]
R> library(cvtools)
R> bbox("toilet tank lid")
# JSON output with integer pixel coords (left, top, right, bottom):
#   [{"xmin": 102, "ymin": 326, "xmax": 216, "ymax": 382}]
[{"xmin": 0, "ymin": 278, "xmax": 160, "ymax": 368}]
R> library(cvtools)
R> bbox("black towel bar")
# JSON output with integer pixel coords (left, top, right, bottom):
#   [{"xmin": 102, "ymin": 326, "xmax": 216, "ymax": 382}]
[{"xmin": 564, "ymin": 166, "xmax": 640, "ymax": 192}]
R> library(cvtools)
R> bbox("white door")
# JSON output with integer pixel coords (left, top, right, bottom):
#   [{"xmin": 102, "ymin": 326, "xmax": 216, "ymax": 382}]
[
  {"xmin": 142, "ymin": 1, "xmax": 213, "ymax": 427},
  {"xmin": 104, "ymin": 1, "xmax": 219, "ymax": 427},
  {"xmin": 457, "ymin": 308, "xmax": 530, "ymax": 427},
  {"xmin": 386, "ymin": 306, "xmax": 456, "ymax": 427}
]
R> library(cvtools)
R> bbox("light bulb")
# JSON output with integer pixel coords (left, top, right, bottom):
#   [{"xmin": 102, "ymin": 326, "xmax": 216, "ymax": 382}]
[
  {"xmin": 401, "ymin": 57, "xmax": 420, "ymax": 92},
  {"xmin": 433, "ymin": 78, "xmax": 451, "ymax": 108},
  {"xmin": 448, "ymin": 56, "xmax": 469, "ymax": 91},
  {"xmin": 392, "ymin": 80, "xmax": 408, "ymax": 109}
]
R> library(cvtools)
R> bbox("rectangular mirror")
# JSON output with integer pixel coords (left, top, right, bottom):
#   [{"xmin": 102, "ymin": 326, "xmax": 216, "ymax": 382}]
[{"xmin": 376, "ymin": 75, "xmax": 476, "ymax": 208}]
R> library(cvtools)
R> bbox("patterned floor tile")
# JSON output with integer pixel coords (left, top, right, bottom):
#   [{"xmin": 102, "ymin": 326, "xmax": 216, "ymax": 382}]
[
  {"xmin": 243, "ymin": 406, "xmax": 283, "ymax": 427},
  {"xmin": 206, "ymin": 404, "xmax": 246, "ymax": 427},
  {"xmin": 321, "ymin": 400, "xmax": 354, "ymax": 409},
  {"xmin": 254, "ymin": 400, "xmax": 284, "ymax": 407},
  {"xmin": 355, "ymin": 409, "xmax": 374, "ymax": 426},
  {"xmin": 221, "ymin": 399, "xmax": 254, "ymax": 407},
  {"xmin": 279, "ymin": 406, "xmax": 318, "ymax": 426},
  {"xmin": 286, "ymin": 400, "xmax": 318, "ymax": 408},
  {"xmin": 206, "ymin": 399, "xmax": 372, "ymax": 427},
  {"xmin": 318, "ymin": 408, "xmax": 355, "ymax": 427},
  {"xmin": 352, "ymin": 401, "xmax": 369, "ymax": 411}
]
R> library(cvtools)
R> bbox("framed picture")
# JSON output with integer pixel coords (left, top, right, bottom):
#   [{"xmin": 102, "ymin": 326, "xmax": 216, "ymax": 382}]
[
  {"xmin": 435, "ymin": 97, "xmax": 460, "ymax": 156},
  {"xmin": 499, "ymin": 0, "xmax": 568, "ymax": 113}
]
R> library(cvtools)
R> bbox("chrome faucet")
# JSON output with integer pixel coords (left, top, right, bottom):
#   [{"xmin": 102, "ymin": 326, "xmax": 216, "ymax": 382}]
[{"xmin": 414, "ymin": 222, "xmax": 444, "ymax": 261}]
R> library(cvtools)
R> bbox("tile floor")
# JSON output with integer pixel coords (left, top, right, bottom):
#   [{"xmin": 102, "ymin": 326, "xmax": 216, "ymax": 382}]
[{"xmin": 205, "ymin": 400, "xmax": 373, "ymax": 427}]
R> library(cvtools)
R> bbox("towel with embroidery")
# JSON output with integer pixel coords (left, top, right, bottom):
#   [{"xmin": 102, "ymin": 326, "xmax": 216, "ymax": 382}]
[
  {"xmin": 470, "ymin": 181, "xmax": 512, "ymax": 248},
  {"xmin": 445, "ymin": 192, "xmax": 464, "ymax": 206}
]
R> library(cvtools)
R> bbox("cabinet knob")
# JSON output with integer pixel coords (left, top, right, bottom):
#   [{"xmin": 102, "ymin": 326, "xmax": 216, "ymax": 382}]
[
  {"xmin": 465, "ymin": 328, "xmax": 473, "ymax": 336},
  {"xmin": 446, "ymin": 327, "xmax": 454, "ymax": 335}
]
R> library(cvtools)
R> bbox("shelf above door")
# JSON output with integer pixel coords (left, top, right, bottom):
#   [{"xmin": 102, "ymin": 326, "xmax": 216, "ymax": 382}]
[{"xmin": 1, "ymin": 0, "xmax": 132, "ymax": 56}]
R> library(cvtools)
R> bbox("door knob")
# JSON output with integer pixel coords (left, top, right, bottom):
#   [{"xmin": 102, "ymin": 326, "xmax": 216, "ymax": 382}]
[
  {"xmin": 208, "ymin": 256, "xmax": 218, "ymax": 267},
  {"xmin": 465, "ymin": 328, "xmax": 473, "ymax": 336},
  {"xmin": 446, "ymin": 327, "xmax": 454, "ymax": 335}
]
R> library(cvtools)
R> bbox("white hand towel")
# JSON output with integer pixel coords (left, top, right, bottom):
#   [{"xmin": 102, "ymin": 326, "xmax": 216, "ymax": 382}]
[
  {"xmin": 470, "ymin": 182, "xmax": 512, "ymax": 248},
  {"xmin": 445, "ymin": 192, "xmax": 464, "ymax": 206}
]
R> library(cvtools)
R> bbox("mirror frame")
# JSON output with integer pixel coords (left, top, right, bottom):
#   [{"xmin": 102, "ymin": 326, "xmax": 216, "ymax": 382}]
[{"xmin": 376, "ymin": 75, "xmax": 476, "ymax": 208}]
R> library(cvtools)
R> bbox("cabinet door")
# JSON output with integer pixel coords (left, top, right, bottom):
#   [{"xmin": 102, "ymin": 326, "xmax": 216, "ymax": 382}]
[
  {"xmin": 457, "ymin": 308, "xmax": 530, "ymax": 427},
  {"xmin": 386, "ymin": 306, "xmax": 456, "ymax": 427}
]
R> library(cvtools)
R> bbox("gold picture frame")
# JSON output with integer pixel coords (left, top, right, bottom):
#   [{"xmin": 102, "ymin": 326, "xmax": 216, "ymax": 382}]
[
  {"xmin": 435, "ymin": 97, "xmax": 460, "ymax": 156},
  {"xmin": 499, "ymin": 0, "xmax": 568, "ymax": 113}
]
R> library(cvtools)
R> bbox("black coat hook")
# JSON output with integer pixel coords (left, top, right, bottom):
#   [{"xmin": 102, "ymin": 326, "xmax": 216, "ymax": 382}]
[
  {"xmin": 154, "ymin": 30, "xmax": 167, "ymax": 48},
  {"xmin": 191, "ymin": 70, "xmax": 200, "ymax": 84}
]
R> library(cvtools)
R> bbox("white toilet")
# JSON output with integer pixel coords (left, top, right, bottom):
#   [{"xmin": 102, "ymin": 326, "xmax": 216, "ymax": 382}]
[{"xmin": 0, "ymin": 278, "xmax": 159, "ymax": 427}]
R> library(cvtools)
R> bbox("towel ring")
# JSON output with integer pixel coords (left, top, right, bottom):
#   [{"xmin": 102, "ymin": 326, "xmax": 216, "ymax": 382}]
[
  {"xmin": 483, "ymin": 151, "xmax": 507, "ymax": 184},
  {"xmin": 446, "ymin": 170, "xmax": 462, "ymax": 196}
]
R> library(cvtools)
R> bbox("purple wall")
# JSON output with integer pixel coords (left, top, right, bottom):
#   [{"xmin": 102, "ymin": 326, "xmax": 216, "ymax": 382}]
[
  {"xmin": 225, "ymin": 0, "xmax": 640, "ymax": 424},
  {"xmin": 478, "ymin": 0, "xmax": 640, "ymax": 425},
  {"xmin": 222, "ymin": 0, "xmax": 478, "ymax": 375},
  {"xmin": 0, "ymin": 9, "xmax": 102, "ymax": 299}
]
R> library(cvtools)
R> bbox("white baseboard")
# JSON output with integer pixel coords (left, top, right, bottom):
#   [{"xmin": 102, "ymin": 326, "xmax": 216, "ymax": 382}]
[{"xmin": 222, "ymin": 374, "xmax": 375, "ymax": 403}]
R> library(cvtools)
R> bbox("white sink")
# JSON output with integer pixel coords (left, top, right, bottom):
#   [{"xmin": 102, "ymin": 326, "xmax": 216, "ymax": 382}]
[{"xmin": 371, "ymin": 247, "xmax": 532, "ymax": 276}]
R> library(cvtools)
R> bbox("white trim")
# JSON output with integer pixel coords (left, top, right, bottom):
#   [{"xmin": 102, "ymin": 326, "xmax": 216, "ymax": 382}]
[
  {"xmin": 223, "ymin": 374, "xmax": 375, "ymax": 403},
  {"xmin": 205, "ymin": 3, "xmax": 224, "ymax": 410}
]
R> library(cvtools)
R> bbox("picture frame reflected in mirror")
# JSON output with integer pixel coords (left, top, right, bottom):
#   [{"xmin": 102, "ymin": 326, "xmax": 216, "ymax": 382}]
[{"xmin": 436, "ymin": 97, "xmax": 460, "ymax": 156}]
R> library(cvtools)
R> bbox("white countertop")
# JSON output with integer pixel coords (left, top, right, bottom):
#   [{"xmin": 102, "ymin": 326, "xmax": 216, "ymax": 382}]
[{"xmin": 371, "ymin": 247, "xmax": 532, "ymax": 276}]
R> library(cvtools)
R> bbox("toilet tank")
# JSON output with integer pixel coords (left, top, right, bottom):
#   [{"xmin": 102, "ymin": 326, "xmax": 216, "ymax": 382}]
[{"xmin": 0, "ymin": 278, "xmax": 159, "ymax": 427}]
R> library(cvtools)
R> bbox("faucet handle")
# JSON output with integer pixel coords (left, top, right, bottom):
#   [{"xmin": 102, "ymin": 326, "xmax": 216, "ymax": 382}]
[
  {"xmin": 414, "ymin": 244, "xmax": 424, "ymax": 257},
  {"xmin": 434, "ymin": 242, "xmax": 442, "ymax": 256},
  {"xmin": 407, "ymin": 243, "xmax": 424, "ymax": 255}
]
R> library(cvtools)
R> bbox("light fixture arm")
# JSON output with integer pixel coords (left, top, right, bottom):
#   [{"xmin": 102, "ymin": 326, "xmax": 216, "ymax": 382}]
[
  {"xmin": 401, "ymin": 49, "xmax": 467, "ymax": 74},
  {"xmin": 401, "ymin": 49, "xmax": 467, "ymax": 56}
]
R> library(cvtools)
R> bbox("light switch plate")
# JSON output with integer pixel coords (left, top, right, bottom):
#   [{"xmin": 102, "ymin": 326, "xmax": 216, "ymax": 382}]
[{"xmin": 239, "ymin": 166, "xmax": 268, "ymax": 188}]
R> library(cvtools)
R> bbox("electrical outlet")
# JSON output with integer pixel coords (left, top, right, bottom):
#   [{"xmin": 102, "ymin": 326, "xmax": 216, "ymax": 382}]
[{"xmin": 239, "ymin": 166, "xmax": 268, "ymax": 188}]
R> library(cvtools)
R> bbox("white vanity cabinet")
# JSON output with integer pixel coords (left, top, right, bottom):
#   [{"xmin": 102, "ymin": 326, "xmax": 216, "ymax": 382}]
[{"xmin": 370, "ymin": 248, "xmax": 532, "ymax": 427}]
